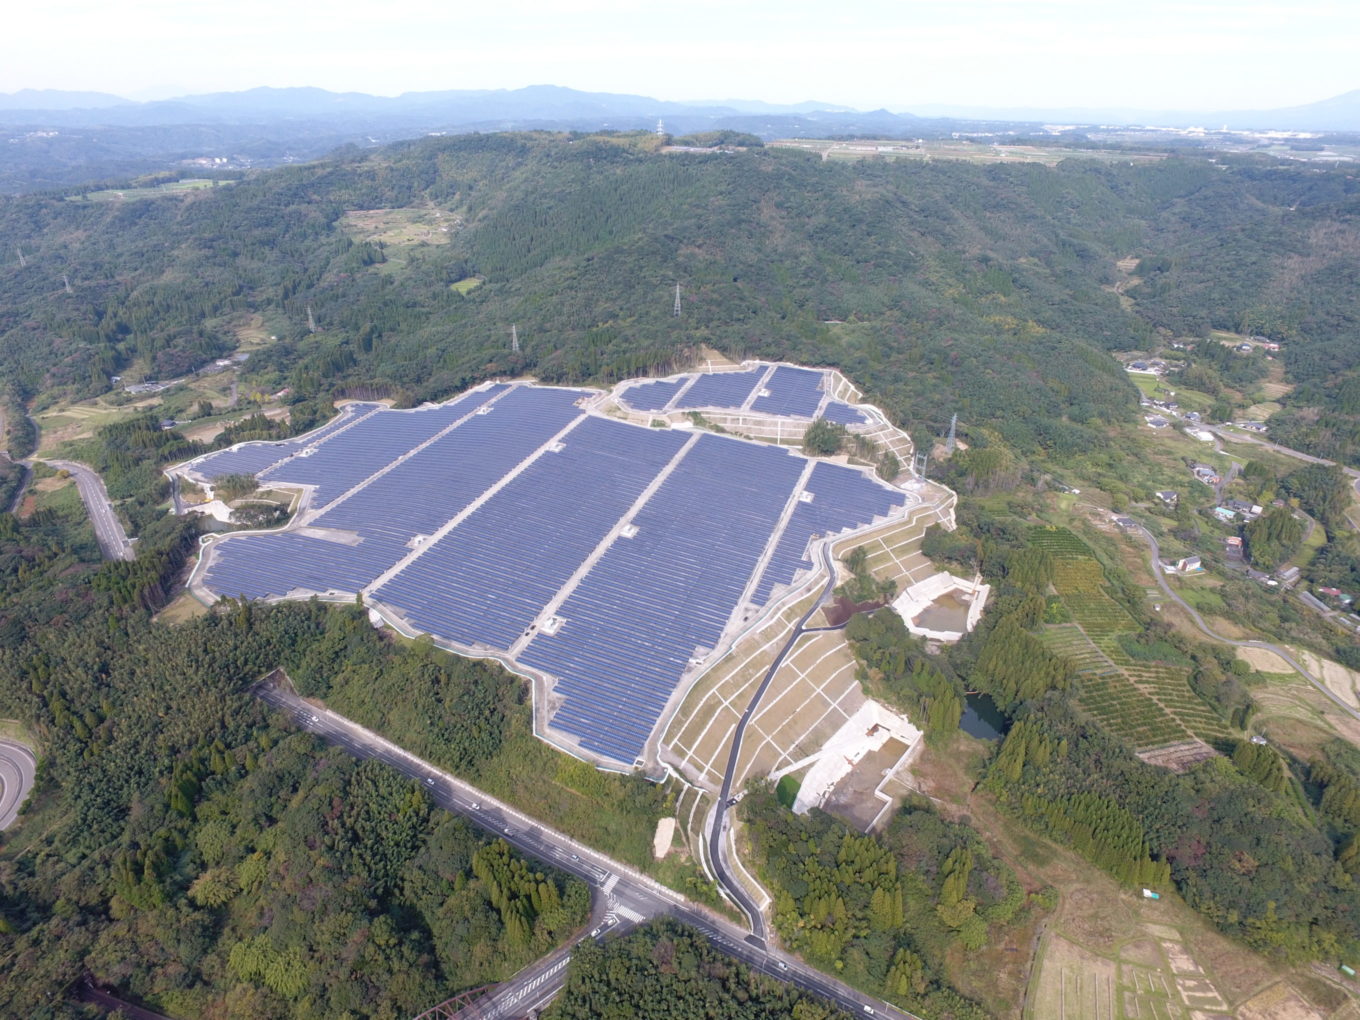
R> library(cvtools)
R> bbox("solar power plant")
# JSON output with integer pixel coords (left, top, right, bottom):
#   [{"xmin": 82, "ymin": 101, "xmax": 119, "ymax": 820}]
[
  {"xmin": 189, "ymin": 402, "xmax": 383, "ymax": 479},
  {"xmin": 619, "ymin": 378, "xmax": 687, "ymax": 411},
  {"xmin": 671, "ymin": 367, "xmax": 768, "ymax": 410},
  {"xmin": 750, "ymin": 365, "xmax": 825, "ymax": 418},
  {"xmin": 751, "ymin": 462, "xmax": 906, "ymax": 606},
  {"xmin": 197, "ymin": 377, "xmax": 911, "ymax": 768},
  {"xmin": 821, "ymin": 401, "xmax": 868, "ymax": 425}
]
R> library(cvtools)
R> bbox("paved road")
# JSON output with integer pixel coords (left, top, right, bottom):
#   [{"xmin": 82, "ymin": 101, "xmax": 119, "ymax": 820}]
[
  {"xmin": 77, "ymin": 980, "xmax": 174, "ymax": 1020},
  {"xmin": 42, "ymin": 459, "xmax": 134, "ymax": 561},
  {"xmin": 1135, "ymin": 520, "xmax": 1360, "ymax": 722},
  {"xmin": 708, "ymin": 543, "xmax": 841, "ymax": 946},
  {"xmin": 0, "ymin": 738, "xmax": 37, "ymax": 830},
  {"xmin": 256, "ymin": 684, "xmax": 915, "ymax": 1020}
]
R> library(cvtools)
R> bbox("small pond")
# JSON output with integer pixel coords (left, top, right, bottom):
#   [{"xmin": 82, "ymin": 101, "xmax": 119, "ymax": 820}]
[{"xmin": 959, "ymin": 692, "xmax": 1008, "ymax": 741}]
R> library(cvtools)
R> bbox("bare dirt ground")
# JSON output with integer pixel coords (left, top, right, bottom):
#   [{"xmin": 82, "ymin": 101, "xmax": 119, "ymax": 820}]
[
  {"xmin": 1289, "ymin": 648, "xmax": 1360, "ymax": 711},
  {"xmin": 1237, "ymin": 646, "xmax": 1294, "ymax": 672}
]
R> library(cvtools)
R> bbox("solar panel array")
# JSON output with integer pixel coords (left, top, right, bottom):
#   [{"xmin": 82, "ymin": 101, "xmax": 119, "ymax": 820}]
[
  {"xmin": 751, "ymin": 462, "xmax": 907, "ymax": 607},
  {"xmin": 750, "ymin": 365, "xmax": 825, "ymax": 418},
  {"xmin": 204, "ymin": 530, "xmax": 389, "ymax": 600},
  {"xmin": 821, "ymin": 401, "xmax": 868, "ymax": 425},
  {"xmin": 198, "ymin": 378, "xmax": 913, "ymax": 769},
  {"xmin": 190, "ymin": 403, "xmax": 383, "ymax": 480},
  {"xmin": 202, "ymin": 384, "xmax": 584, "ymax": 600},
  {"xmin": 259, "ymin": 386, "xmax": 509, "ymax": 508},
  {"xmin": 375, "ymin": 417, "xmax": 688, "ymax": 650},
  {"xmin": 672, "ymin": 368, "xmax": 767, "ymax": 410},
  {"xmin": 620, "ymin": 378, "xmax": 686, "ymax": 411},
  {"xmin": 519, "ymin": 434, "xmax": 805, "ymax": 763}
]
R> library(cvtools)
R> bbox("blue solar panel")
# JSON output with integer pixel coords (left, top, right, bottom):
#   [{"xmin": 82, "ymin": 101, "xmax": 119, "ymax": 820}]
[
  {"xmin": 621, "ymin": 378, "xmax": 686, "ymax": 411},
  {"xmin": 376, "ymin": 416, "xmax": 687, "ymax": 649},
  {"xmin": 202, "ymin": 385, "xmax": 586, "ymax": 601},
  {"xmin": 672, "ymin": 369, "xmax": 767, "ymax": 411},
  {"xmin": 751, "ymin": 462, "xmax": 906, "ymax": 606},
  {"xmin": 190, "ymin": 402, "xmax": 384, "ymax": 480},
  {"xmin": 822, "ymin": 401, "xmax": 868, "ymax": 425},
  {"xmin": 521, "ymin": 433, "xmax": 805, "ymax": 763},
  {"xmin": 203, "ymin": 531, "xmax": 392, "ymax": 599},
  {"xmin": 261, "ymin": 386, "xmax": 509, "ymax": 508},
  {"xmin": 751, "ymin": 366, "xmax": 825, "ymax": 418}
]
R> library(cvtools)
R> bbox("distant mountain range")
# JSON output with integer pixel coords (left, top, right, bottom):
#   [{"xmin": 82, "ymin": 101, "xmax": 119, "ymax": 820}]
[
  {"xmin": 2, "ymin": 83, "xmax": 1358, "ymax": 132},
  {"xmin": 911, "ymin": 90, "xmax": 1360, "ymax": 132},
  {"xmin": 0, "ymin": 83, "xmax": 1357, "ymax": 195}
]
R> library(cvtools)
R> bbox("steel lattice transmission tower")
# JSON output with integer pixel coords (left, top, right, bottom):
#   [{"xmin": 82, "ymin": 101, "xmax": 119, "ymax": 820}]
[
  {"xmin": 673, "ymin": 282, "xmax": 682, "ymax": 317},
  {"xmin": 510, "ymin": 324, "xmax": 520, "ymax": 354},
  {"xmin": 947, "ymin": 413, "xmax": 958, "ymax": 453}
]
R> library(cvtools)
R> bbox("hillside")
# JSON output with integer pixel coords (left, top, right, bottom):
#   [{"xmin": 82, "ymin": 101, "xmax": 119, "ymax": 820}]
[{"xmin": 2, "ymin": 132, "xmax": 1359, "ymax": 466}]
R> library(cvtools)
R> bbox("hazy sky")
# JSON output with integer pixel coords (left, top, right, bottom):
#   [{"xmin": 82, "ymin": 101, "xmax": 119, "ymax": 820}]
[{"xmin": 6, "ymin": 0, "xmax": 1357, "ymax": 111}]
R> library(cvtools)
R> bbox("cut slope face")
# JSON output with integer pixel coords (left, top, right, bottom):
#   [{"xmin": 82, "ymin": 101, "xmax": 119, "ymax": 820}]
[{"xmin": 181, "ymin": 364, "xmax": 916, "ymax": 769}]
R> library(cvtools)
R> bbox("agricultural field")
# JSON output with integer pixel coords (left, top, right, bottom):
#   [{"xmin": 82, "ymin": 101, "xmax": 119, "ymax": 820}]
[
  {"xmin": 909, "ymin": 730, "xmax": 1351, "ymax": 1020},
  {"xmin": 66, "ymin": 178, "xmax": 228, "ymax": 202},
  {"xmin": 1031, "ymin": 527, "xmax": 1228, "ymax": 751}
]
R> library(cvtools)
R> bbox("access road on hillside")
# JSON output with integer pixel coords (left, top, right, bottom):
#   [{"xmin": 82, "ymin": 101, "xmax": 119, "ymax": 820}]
[
  {"xmin": 256, "ymin": 682, "xmax": 916, "ymax": 1020},
  {"xmin": 0, "ymin": 738, "xmax": 37, "ymax": 830},
  {"xmin": 1135, "ymin": 520, "xmax": 1360, "ymax": 723},
  {"xmin": 41, "ymin": 459, "xmax": 134, "ymax": 561}
]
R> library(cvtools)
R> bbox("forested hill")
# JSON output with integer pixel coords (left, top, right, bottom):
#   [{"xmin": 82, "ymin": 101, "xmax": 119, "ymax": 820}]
[{"xmin": 1, "ymin": 132, "xmax": 1358, "ymax": 460}]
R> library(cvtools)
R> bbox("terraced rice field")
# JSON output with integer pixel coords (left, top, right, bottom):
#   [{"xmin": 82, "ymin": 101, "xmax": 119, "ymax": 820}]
[{"xmin": 1032, "ymin": 527, "xmax": 1230, "ymax": 751}]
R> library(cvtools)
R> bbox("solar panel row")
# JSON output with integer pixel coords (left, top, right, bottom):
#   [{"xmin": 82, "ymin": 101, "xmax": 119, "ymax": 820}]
[
  {"xmin": 203, "ymin": 530, "xmax": 389, "ymax": 600},
  {"xmin": 315, "ymin": 385, "xmax": 584, "ymax": 541},
  {"xmin": 821, "ymin": 401, "xmax": 868, "ymax": 425},
  {"xmin": 376, "ymin": 416, "xmax": 688, "ymax": 650},
  {"xmin": 260, "ymin": 385, "xmax": 509, "ymax": 508},
  {"xmin": 750, "ymin": 365, "xmax": 825, "ymax": 418},
  {"xmin": 671, "ymin": 368, "xmax": 767, "ymax": 411},
  {"xmin": 751, "ymin": 461, "xmax": 907, "ymax": 606},
  {"xmin": 190, "ymin": 402, "xmax": 384, "ymax": 480},
  {"xmin": 203, "ymin": 384, "xmax": 585, "ymax": 601},
  {"xmin": 620, "ymin": 378, "xmax": 686, "ymax": 411},
  {"xmin": 520, "ymin": 433, "xmax": 805, "ymax": 763}
]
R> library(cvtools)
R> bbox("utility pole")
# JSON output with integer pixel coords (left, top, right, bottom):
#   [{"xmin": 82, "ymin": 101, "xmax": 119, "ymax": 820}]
[
  {"xmin": 673, "ymin": 282, "xmax": 682, "ymax": 317},
  {"xmin": 510, "ymin": 324, "xmax": 520, "ymax": 354}
]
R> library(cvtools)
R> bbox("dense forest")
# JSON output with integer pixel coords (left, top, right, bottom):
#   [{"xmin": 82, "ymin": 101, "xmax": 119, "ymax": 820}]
[
  {"xmin": 984, "ymin": 698, "xmax": 1360, "ymax": 960},
  {"xmin": 546, "ymin": 918, "xmax": 854, "ymax": 1020},
  {"xmin": 743, "ymin": 788, "xmax": 1031, "ymax": 1019},
  {"xmin": 0, "ymin": 593, "xmax": 591, "ymax": 1016},
  {"xmin": 1, "ymin": 132, "xmax": 1358, "ymax": 467}
]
